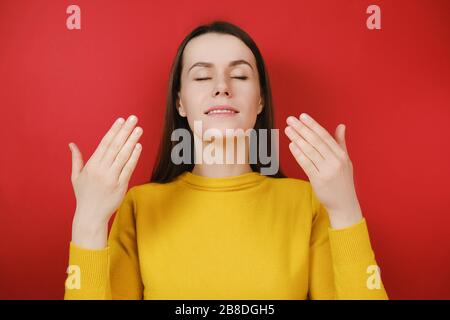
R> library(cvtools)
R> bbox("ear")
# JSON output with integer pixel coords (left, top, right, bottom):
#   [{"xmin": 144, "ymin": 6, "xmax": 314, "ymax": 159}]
[
  {"xmin": 177, "ymin": 93, "xmax": 187, "ymax": 117},
  {"xmin": 257, "ymin": 97, "xmax": 264, "ymax": 115}
]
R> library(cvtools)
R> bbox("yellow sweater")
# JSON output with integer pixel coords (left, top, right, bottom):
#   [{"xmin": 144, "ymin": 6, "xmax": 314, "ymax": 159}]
[{"xmin": 64, "ymin": 171, "xmax": 388, "ymax": 300}]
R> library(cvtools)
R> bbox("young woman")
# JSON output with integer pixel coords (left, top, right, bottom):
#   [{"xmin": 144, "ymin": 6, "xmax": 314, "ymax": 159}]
[{"xmin": 65, "ymin": 21, "xmax": 388, "ymax": 299}]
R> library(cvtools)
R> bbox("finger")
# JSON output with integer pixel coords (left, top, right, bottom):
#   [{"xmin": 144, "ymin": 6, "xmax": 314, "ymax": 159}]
[
  {"xmin": 101, "ymin": 115, "xmax": 138, "ymax": 167},
  {"xmin": 298, "ymin": 113, "xmax": 347, "ymax": 160},
  {"xmin": 119, "ymin": 143, "xmax": 142, "ymax": 185},
  {"xmin": 286, "ymin": 116, "xmax": 336, "ymax": 163},
  {"xmin": 335, "ymin": 124, "xmax": 348, "ymax": 154},
  {"xmin": 69, "ymin": 142, "xmax": 84, "ymax": 182},
  {"xmin": 284, "ymin": 125, "xmax": 324, "ymax": 171},
  {"xmin": 288, "ymin": 142, "xmax": 318, "ymax": 177},
  {"xmin": 110, "ymin": 126, "xmax": 143, "ymax": 178},
  {"xmin": 90, "ymin": 117, "xmax": 126, "ymax": 163}
]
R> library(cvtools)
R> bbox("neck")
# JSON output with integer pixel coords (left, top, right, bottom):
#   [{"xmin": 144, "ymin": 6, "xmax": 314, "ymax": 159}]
[
  {"xmin": 192, "ymin": 163, "xmax": 253, "ymax": 178},
  {"xmin": 192, "ymin": 135, "xmax": 254, "ymax": 178}
]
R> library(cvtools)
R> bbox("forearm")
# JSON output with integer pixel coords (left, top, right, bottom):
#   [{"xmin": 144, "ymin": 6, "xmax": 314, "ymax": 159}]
[{"xmin": 328, "ymin": 219, "xmax": 388, "ymax": 300}]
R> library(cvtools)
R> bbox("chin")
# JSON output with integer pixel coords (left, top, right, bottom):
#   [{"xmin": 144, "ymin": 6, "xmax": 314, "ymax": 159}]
[{"xmin": 203, "ymin": 123, "xmax": 252, "ymax": 138}]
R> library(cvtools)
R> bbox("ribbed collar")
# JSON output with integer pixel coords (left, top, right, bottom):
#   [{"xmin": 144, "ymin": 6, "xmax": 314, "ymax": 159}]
[{"xmin": 176, "ymin": 170, "xmax": 267, "ymax": 191}]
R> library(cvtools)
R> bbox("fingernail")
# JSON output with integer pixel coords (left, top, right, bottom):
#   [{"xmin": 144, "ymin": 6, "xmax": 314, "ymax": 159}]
[
  {"xmin": 134, "ymin": 127, "xmax": 142, "ymax": 135},
  {"xmin": 68, "ymin": 143, "xmax": 72, "ymax": 151},
  {"xmin": 129, "ymin": 115, "xmax": 137, "ymax": 123},
  {"xmin": 117, "ymin": 117, "xmax": 125, "ymax": 124},
  {"xmin": 300, "ymin": 113, "xmax": 309, "ymax": 121}
]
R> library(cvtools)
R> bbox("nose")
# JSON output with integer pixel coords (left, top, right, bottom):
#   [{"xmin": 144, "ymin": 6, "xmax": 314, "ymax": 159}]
[
  {"xmin": 213, "ymin": 90, "xmax": 230, "ymax": 98},
  {"xmin": 212, "ymin": 77, "xmax": 231, "ymax": 98}
]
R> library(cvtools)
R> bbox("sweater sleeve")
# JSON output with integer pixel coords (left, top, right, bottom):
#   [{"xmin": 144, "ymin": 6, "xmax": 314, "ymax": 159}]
[
  {"xmin": 64, "ymin": 187, "xmax": 144, "ymax": 300},
  {"xmin": 307, "ymin": 190, "xmax": 389, "ymax": 300}
]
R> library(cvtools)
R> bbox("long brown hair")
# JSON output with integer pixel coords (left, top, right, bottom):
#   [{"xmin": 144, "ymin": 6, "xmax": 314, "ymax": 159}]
[{"xmin": 150, "ymin": 20, "xmax": 285, "ymax": 183}]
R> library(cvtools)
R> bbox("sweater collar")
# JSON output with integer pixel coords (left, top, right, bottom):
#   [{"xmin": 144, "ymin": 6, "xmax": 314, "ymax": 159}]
[{"xmin": 176, "ymin": 170, "xmax": 267, "ymax": 191}]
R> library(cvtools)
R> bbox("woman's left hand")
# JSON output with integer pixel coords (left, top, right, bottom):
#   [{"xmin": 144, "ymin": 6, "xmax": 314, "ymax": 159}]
[{"xmin": 284, "ymin": 113, "xmax": 363, "ymax": 229}]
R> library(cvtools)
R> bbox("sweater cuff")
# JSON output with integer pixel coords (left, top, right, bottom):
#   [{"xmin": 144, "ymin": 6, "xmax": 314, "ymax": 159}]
[
  {"xmin": 328, "ymin": 218, "xmax": 375, "ymax": 266},
  {"xmin": 65, "ymin": 242, "xmax": 110, "ymax": 294}
]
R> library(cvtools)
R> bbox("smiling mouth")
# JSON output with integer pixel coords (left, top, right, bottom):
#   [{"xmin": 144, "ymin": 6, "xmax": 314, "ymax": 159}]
[
  {"xmin": 205, "ymin": 109, "xmax": 239, "ymax": 115},
  {"xmin": 204, "ymin": 105, "xmax": 240, "ymax": 115}
]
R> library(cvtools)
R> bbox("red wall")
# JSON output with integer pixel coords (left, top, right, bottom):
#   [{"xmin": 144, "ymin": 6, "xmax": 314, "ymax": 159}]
[{"xmin": 0, "ymin": 0, "xmax": 449, "ymax": 299}]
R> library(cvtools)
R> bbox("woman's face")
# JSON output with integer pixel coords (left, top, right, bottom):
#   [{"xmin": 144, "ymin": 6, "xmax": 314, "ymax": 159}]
[{"xmin": 177, "ymin": 33, "xmax": 263, "ymax": 139}]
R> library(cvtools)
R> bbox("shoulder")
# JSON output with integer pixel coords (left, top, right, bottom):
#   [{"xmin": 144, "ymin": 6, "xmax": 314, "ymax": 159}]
[
  {"xmin": 128, "ymin": 179, "xmax": 182, "ymax": 201},
  {"xmin": 263, "ymin": 176, "xmax": 318, "ymax": 224},
  {"xmin": 264, "ymin": 175, "xmax": 313, "ymax": 195},
  {"xmin": 270, "ymin": 177, "xmax": 325, "ymax": 219},
  {"xmin": 263, "ymin": 175, "xmax": 316, "ymax": 209},
  {"xmin": 131, "ymin": 180, "xmax": 179, "ymax": 193}
]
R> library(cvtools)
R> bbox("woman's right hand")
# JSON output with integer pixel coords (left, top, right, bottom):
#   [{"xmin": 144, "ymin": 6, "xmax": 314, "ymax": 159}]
[{"xmin": 69, "ymin": 115, "xmax": 143, "ymax": 249}]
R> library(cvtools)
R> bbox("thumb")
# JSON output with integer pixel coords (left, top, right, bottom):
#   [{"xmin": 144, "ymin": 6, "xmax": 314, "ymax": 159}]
[
  {"xmin": 68, "ymin": 142, "xmax": 84, "ymax": 182},
  {"xmin": 334, "ymin": 124, "xmax": 348, "ymax": 154}
]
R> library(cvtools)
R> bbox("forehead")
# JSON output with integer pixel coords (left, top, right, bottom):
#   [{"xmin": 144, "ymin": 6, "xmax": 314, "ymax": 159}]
[{"xmin": 182, "ymin": 33, "xmax": 256, "ymax": 68}]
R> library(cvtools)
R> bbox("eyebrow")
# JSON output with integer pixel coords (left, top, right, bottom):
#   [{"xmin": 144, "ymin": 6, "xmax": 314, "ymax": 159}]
[{"xmin": 188, "ymin": 59, "xmax": 254, "ymax": 73}]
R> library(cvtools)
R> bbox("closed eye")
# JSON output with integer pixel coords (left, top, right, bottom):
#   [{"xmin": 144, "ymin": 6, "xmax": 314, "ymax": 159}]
[{"xmin": 194, "ymin": 76, "xmax": 248, "ymax": 81}]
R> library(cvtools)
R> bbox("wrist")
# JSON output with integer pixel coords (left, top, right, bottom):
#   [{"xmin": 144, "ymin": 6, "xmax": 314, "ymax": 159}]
[
  {"xmin": 327, "ymin": 205, "xmax": 364, "ymax": 230},
  {"xmin": 73, "ymin": 209, "xmax": 109, "ymax": 229},
  {"xmin": 72, "ymin": 215, "xmax": 108, "ymax": 250}
]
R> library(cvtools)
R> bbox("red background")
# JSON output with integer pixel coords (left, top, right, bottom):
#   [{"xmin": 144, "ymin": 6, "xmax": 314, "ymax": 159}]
[{"xmin": 0, "ymin": 0, "xmax": 449, "ymax": 299}]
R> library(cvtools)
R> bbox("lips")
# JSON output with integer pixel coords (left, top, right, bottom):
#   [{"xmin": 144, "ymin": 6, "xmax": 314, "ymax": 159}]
[{"xmin": 204, "ymin": 105, "xmax": 239, "ymax": 115}]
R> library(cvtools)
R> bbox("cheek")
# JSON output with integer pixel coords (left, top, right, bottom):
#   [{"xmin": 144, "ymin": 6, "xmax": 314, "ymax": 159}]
[
  {"xmin": 236, "ymin": 86, "xmax": 260, "ymax": 120},
  {"xmin": 241, "ymin": 110, "xmax": 258, "ymax": 131},
  {"xmin": 236, "ymin": 81, "xmax": 260, "ymax": 104},
  {"xmin": 182, "ymin": 87, "xmax": 207, "ymax": 117}
]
